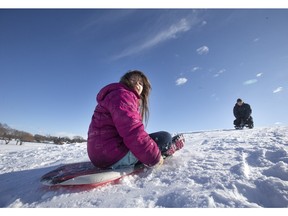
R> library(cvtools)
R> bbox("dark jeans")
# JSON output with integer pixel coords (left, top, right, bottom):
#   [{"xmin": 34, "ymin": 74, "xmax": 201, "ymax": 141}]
[
  {"xmin": 111, "ymin": 131, "xmax": 174, "ymax": 169},
  {"xmin": 149, "ymin": 131, "xmax": 173, "ymax": 155}
]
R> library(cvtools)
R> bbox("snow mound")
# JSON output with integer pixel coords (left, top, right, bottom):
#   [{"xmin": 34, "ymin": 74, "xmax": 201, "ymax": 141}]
[{"xmin": 1, "ymin": 126, "xmax": 288, "ymax": 208}]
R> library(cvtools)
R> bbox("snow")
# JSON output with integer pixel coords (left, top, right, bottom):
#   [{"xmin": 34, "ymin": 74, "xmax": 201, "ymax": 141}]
[{"xmin": 1, "ymin": 126, "xmax": 288, "ymax": 208}]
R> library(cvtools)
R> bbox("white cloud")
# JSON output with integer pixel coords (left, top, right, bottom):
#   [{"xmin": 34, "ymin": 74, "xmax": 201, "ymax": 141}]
[
  {"xmin": 113, "ymin": 18, "xmax": 194, "ymax": 60},
  {"xmin": 256, "ymin": 73, "xmax": 263, "ymax": 77},
  {"xmin": 201, "ymin": 20, "xmax": 207, "ymax": 26},
  {"xmin": 176, "ymin": 77, "xmax": 188, "ymax": 86},
  {"xmin": 192, "ymin": 66, "xmax": 201, "ymax": 72},
  {"xmin": 273, "ymin": 87, "xmax": 283, "ymax": 93},
  {"xmin": 196, "ymin": 46, "xmax": 209, "ymax": 55},
  {"xmin": 253, "ymin": 38, "xmax": 260, "ymax": 42},
  {"xmin": 243, "ymin": 79, "xmax": 258, "ymax": 85},
  {"xmin": 274, "ymin": 122, "xmax": 283, "ymax": 125},
  {"xmin": 214, "ymin": 69, "xmax": 226, "ymax": 77},
  {"xmin": 218, "ymin": 69, "xmax": 226, "ymax": 74}
]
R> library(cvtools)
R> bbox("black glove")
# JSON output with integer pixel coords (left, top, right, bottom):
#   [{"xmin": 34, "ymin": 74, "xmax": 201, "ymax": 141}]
[{"xmin": 244, "ymin": 116, "xmax": 250, "ymax": 124}]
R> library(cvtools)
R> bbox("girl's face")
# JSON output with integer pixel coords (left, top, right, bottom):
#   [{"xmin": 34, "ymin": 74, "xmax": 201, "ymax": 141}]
[{"xmin": 129, "ymin": 75, "xmax": 143, "ymax": 96}]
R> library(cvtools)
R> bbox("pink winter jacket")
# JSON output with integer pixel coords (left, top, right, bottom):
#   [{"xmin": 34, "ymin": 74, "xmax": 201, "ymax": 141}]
[{"xmin": 87, "ymin": 83, "xmax": 161, "ymax": 168}]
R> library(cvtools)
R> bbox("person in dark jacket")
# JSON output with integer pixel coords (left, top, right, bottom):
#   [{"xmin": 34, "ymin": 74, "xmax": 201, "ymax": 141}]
[
  {"xmin": 233, "ymin": 98, "xmax": 254, "ymax": 129},
  {"xmin": 87, "ymin": 70, "xmax": 185, "ymax": 169}
]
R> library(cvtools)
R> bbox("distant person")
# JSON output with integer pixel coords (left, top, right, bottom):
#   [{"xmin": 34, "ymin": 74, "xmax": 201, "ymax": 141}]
[
  {"xmin": 87, "ymin": 70, "xmax": 185, "ymax": 169},
  {"xmin": 233, "ymin": 98, "xmax": 254, "ymax": 129}
]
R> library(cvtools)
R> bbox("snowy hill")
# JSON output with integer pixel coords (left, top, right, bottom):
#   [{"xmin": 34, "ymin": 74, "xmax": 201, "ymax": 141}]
[{"xmin": 0, "ymin": 126, "xmax": 287, "ymax": 208}]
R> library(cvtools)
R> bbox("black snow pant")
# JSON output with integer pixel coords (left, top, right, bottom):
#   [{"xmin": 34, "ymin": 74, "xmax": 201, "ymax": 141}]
[{"xmin": 234, "ymin": 116, "xmax": 254, "ymax": 128}]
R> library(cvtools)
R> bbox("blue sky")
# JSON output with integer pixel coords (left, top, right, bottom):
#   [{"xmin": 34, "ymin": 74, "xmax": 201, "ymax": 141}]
[{"xmin": 1, "ymin": 8, "xmax": 288, "ymax": 138}]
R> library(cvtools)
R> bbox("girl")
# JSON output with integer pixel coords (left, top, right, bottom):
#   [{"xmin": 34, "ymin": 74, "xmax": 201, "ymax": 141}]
[{"xmin": 87, "ymin": 70, "xmax": 184, "ymax": 169}]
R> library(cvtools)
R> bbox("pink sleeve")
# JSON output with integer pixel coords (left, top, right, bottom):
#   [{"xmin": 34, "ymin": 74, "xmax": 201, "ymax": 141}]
[{"xmin": 106, "ymin": 89, "xmax": 161, "ymax": 166}]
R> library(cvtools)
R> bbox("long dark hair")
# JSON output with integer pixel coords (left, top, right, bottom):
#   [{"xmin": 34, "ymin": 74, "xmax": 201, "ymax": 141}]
[{"xmin": 119, "ymin": 70, "xmax": 152, "ymax": 125}]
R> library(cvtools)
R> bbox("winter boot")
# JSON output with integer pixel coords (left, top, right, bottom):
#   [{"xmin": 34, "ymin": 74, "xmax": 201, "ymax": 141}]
[{"xmin": 163, "ymin": 134, "xmax": 185, "ymax": 157}]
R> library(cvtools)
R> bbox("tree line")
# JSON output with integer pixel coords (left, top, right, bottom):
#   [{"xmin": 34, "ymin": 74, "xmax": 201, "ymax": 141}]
[{"xmin": 0, "ymin": 122, "xmax": 87, "ymax": 145}]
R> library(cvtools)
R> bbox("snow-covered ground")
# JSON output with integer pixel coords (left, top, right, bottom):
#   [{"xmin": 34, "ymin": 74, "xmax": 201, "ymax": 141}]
[{"xmin": 0, "ymin": 126, "xmax": 288, "ymax": 208}]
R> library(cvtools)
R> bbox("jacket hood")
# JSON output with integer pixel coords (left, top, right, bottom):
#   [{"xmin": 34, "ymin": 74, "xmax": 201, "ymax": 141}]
[{"xmin": 96, "ymin": 83, "xmax": 140, "ymax": 103}]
